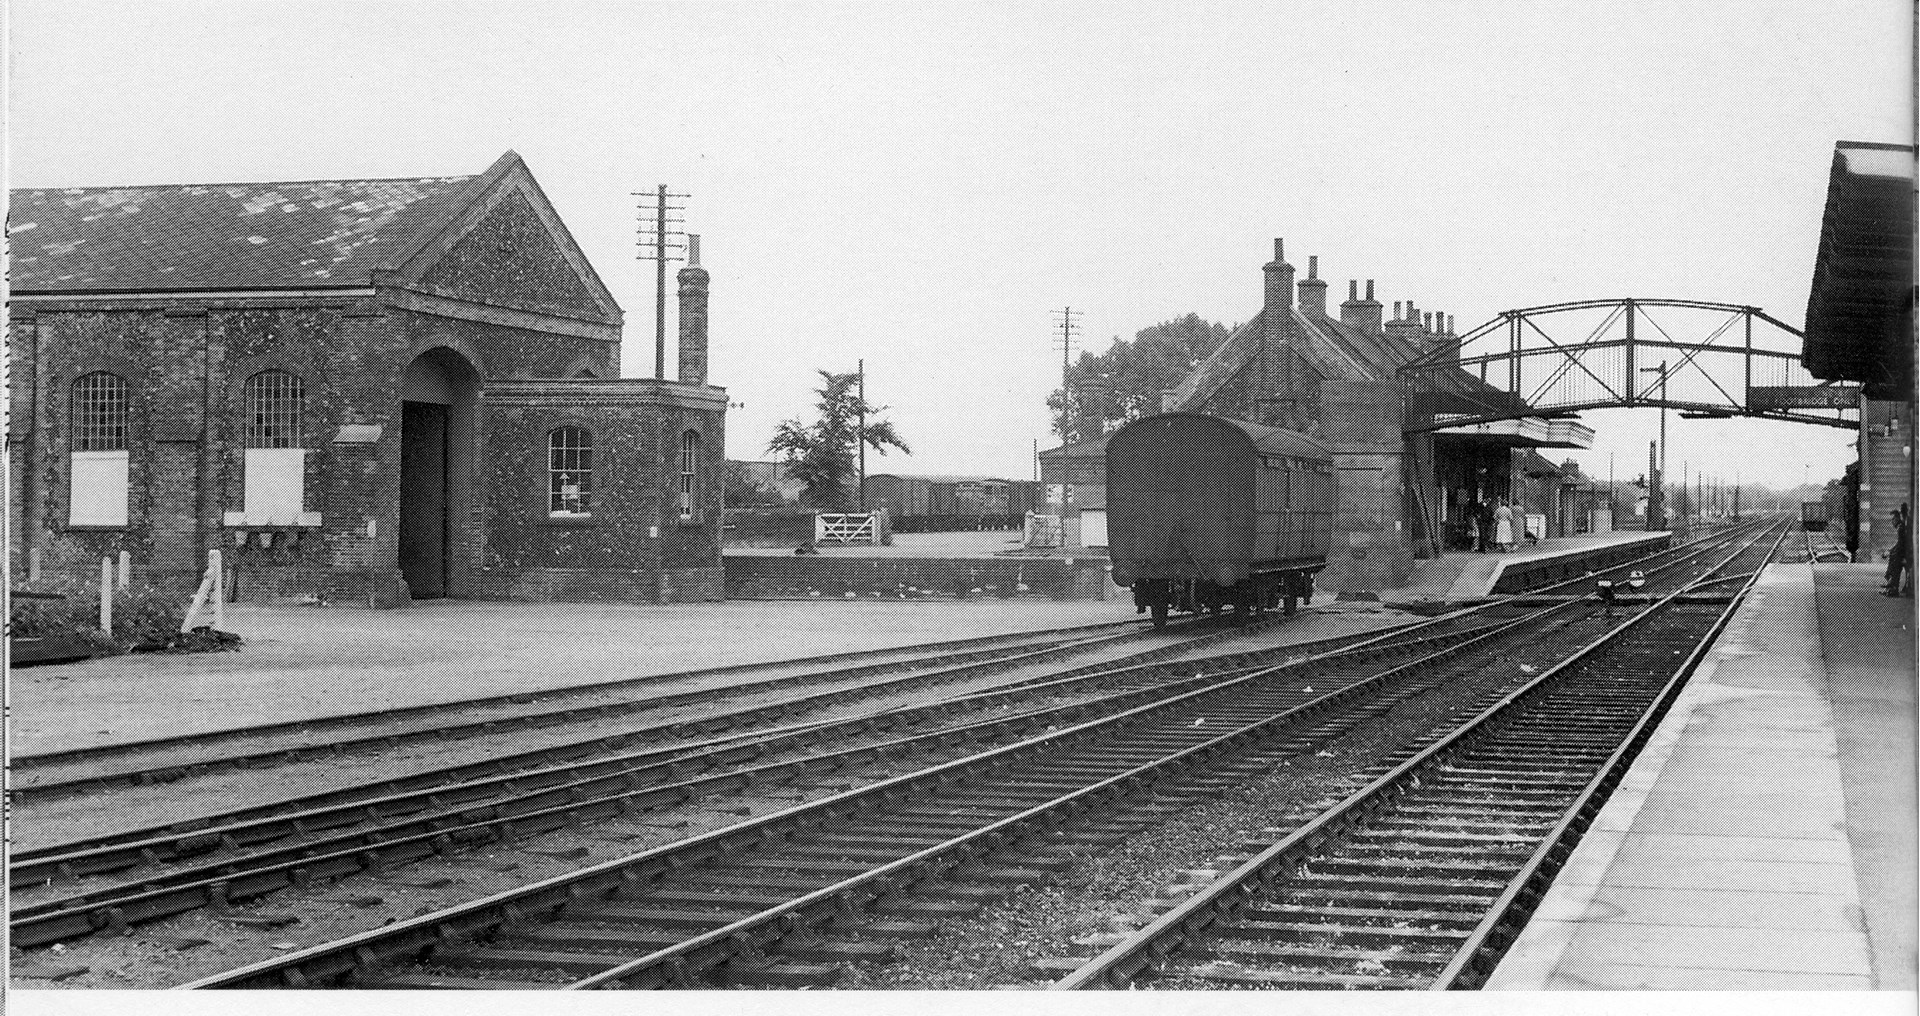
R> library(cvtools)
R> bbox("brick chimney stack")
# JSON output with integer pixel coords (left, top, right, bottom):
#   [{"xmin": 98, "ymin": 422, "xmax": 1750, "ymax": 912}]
[
  {"xmin": 1259, "ymin": 238, "xmax": 1297, "ymax": 427},
  {"xmin": 1384, "ymin": 293, "xmax": 1422, "ymax": 349},
  {"xmin": 1297, "ymin": 254, "xmax": 1328, "ymax": 318},
  {"xmin": 1341, "ymin": 279, "xmax": 1384, "ymax": 335},
  {"xmin": 676, "ymin": 234, "xmax": 710, "ymax": 385},
  {"xmin": 1263, "ymin": 238, "xmax": 1295, "ymax": 321}
]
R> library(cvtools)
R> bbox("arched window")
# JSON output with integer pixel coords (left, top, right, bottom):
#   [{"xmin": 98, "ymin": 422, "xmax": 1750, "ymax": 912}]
[
  {"xmin": 243, "ymin": 370, "xmax": 305, "ymax": 448},
  {"xmin": 238, "ymin": 370, "xmax": 311, "ymax": 525},
  {"xmin": 678, "ymin": 430, "xmax": 700, "ymax": 520},
  {"xmin": 69, "ymin": 371, "xmax": 130, "ymax": 525},
  {"xmin": 550, "ymin": 426, "xmax": 593, "ymax": 517},
  {"xmin": 70, "ymin": 371, "xmax": 128, "ymax": 451}
]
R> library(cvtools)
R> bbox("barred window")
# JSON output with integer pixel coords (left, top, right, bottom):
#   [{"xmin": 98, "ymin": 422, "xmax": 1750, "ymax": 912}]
[
  {"xmin": 678, "ymin": 430, "xmax": 699, "ymax": 520},
  {"xmin": 550, "ymin": 427, "xmax": 592, "ymax": 516},
  {"xmin": 244, "ymin": 370, "xmax": 305, "ymax": 448},
  {"xmin": 70, "ymin": 372, "xmax": 129, "ymax": 451}
]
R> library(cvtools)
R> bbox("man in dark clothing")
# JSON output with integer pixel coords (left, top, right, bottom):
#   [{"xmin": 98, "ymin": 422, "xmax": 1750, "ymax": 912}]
[
  {"xmin": 1886, "ymin": 503, "xmax": 1911, "ymax": 597},
  {"xmin": 1477, "ymin": 500, "xmax": 1496, "ymax": 554}
]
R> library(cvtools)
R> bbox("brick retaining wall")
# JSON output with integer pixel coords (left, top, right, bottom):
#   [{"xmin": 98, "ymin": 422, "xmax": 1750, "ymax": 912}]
[{"xmin": 725, "ymin": 554, "xmax": 1113, "ymax": 601}]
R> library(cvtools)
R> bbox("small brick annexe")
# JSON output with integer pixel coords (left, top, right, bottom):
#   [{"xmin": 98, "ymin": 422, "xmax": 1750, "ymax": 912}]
[{"xmin": 9, "ymin": 150, "xmax": 725, "ymax": 606}]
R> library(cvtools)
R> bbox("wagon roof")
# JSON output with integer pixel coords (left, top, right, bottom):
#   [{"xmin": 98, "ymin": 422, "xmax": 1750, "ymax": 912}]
[
  {"xmin": 866, "ymin": 474, "xmax": 1024, "ymax": 484},
  {"xmin": 1116, "ymin": 412, "xmax": 1331, "ymax": 461}
]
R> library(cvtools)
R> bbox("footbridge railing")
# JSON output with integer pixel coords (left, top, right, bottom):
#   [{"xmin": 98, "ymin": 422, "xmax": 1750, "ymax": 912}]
[{"xmin": 1400, "ymin": 299, "xmax": 1861, "ymax": 432}]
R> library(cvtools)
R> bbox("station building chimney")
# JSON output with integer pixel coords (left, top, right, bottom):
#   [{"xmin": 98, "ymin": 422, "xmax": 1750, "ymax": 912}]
[
  {"xmin": 1341, "ymin": 279, "xmax": 1384, "ymax": 335},
  {"xmin": 677, "ymin": 234, "xmax": 710, "ymax": 385},
  {"xmin": 1297, "ymin": 255, "xmax": 1329, "ymax": 319},
  {"xmin": 1258, "ymin": 238, "xmax": 1298, "ymax": 426}
]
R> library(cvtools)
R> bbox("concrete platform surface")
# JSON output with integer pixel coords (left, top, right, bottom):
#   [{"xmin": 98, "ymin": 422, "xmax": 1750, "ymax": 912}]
[
  {"xmin": 1382, "ymin": 530, "xmax": 1672, "ymax": 604},
  {"xmin": 1488, "ymin": 562, "xmax": 1918, "ymax": 991}
]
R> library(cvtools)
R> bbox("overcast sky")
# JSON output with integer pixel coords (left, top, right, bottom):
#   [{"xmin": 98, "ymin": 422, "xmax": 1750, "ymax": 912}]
[{"xmin": 7, "ymin": 1, "xmax": 1912, "ymax": 492}]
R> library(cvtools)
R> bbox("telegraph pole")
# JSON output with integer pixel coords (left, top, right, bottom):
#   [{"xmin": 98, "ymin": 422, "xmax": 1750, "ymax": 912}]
[
  {"xmin": 857, "ymin": 359, "xmax": 867, "ymax": 510},
  {"xmin": 634, "ymin": 185, "xmax": 689, "ymax": 379},
  {"xmin": 1051, "ymin": 307, "xmax": 1082, "ymax": 441}
]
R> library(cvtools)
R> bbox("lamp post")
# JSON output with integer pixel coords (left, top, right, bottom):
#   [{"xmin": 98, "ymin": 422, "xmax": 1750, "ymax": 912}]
[{"xmin": 1639, "ymin": 360, "xmax": 1670, "ymax": 530}]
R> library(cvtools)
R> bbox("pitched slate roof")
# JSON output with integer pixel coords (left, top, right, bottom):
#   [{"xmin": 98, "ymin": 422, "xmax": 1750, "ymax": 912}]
[
  {"xmin": 9, "ymin": 171, "xmax": 483, "ymax": 292},
  {"xmin": 1167, "ymin": 307, "xmax": 1430, "ymax": 411}
]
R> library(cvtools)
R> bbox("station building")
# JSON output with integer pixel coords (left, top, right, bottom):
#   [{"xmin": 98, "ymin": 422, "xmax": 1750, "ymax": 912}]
[
  {"xmin": 8, "ymin": 150, "xmax": 726, "ymax": 606},
  {"xmin": 1041, "ymin": 239, "xmax": 1593, "ymax": 593},
  {"xmin": 1802, "ymin": 140, "xmax": 1916, "ymax": 562}
]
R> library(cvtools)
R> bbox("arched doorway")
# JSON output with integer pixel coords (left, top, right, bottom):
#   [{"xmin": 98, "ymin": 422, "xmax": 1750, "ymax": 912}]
[{"xmin": 399, "ymin": 347, "xmax": 479, "ymax": 599}]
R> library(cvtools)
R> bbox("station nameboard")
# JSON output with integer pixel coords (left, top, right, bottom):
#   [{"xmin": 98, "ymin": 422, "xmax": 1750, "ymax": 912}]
[{"xmin": 1749, "ymin": 385, "xmax": 1860, "ymax": 410}]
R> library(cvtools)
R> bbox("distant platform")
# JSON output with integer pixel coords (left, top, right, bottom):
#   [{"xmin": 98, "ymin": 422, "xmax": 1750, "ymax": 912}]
[{"xmin": 1383, "ymin": 530, "xmax": 1673, "ymax": 605}]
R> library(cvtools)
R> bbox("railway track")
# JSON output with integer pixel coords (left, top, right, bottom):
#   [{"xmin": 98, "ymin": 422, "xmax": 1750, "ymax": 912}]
[
  {"xmin": 13, "ymin": 607, "xmax": 1497, "ymax": 947},
  {"xmin": 17, "ymin": 520, "xmax": 1741, "ymax": 807},
  {"xmin": 135, "ymin": 522, "xmax": 1780, "ymax": 989},
  {"xmin": 1049, "ymin": 519, "xmax": 1789, "ymax": 989},
  {"xmin": 13, "ymin": 614, "xmax": 1255, "ymax": 800}
]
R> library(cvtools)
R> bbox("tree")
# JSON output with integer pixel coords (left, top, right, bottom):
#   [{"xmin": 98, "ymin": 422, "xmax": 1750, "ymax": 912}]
[
  {"xmin": 767, "ymin": 370, "xmax": 910, "ymax": 509},
  {"xmin": 1047, "ymin": 314, "xmax": 1232, "ymax": 441},
  {"xmin": 724, "ymin": 460, "xmax": 788, "ymax": 508}
]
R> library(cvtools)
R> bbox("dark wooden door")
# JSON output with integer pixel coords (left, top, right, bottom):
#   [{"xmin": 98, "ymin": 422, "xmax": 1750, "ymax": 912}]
[{"xmin": 399, "ymin": 400, "xmax": 449, "ymax": 599}]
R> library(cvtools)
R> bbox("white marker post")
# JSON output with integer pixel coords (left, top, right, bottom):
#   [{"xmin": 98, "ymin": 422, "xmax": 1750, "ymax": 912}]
[
  {"xmin": 99, "ymin": 557, "xmax": 113, "ymax": 634},
  {"xmin": 118, "ymin": 550, "xmax": 131, "ymax": 590},
  {"xmin": 210, "ymin": 549, "xmax": 225, "ymax": 630}
]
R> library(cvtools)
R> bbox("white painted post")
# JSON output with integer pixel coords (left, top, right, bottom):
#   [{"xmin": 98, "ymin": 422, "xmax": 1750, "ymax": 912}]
[
  {"xmin": 117, "ymin": 550, "xmax": 131, "ymax": 590},
  {"xmin": 210, "ymin": 549, "xmax": 225, "ymax": 629},
  {"xmin": 99, "ymin": 557, "xmax": 113, "ymax": 634},
  {"xmin": 180, "ymin": 568, "xmax": 214, "ymax": 633}
]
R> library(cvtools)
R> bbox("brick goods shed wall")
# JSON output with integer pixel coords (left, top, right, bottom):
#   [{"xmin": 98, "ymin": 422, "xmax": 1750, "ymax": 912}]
[{"xmin": 10, "ymin": 301, "xmax": 402, "ymax": 602}]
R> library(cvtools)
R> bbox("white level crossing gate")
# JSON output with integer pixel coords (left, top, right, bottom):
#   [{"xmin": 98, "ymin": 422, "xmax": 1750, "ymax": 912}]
[{"xmin": 815, "ymin": 513, "xmax": 881, "ymax": 545}]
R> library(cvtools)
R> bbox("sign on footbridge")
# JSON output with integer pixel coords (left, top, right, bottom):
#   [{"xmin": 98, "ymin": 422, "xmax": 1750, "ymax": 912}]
[{"xmin": 1399, "ymin": 299, "xmax": 1862, "ymax": 432}]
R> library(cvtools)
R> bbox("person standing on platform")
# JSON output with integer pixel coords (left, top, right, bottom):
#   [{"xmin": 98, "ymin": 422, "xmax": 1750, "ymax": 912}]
[
  {"xmin": 1885, "ymin": 503, "xmax": 1911, "ymax": 597},
  {"xmin": 1494, "ymin": 501, "xmax": 1516, "ymax": 553},
  {"xmin": 1478, "ymin": 500, "xmax": 1496, "ymax": 554},
  {"xmin": 1466, "ymin": 499, "xmax": 1484, "ymax": 552}
]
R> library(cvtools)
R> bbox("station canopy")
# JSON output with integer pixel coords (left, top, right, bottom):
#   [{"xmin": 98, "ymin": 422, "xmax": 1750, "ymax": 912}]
[{"xmin": 1803, "ymin": 141, "xmax": 1915, "ymax": 400}]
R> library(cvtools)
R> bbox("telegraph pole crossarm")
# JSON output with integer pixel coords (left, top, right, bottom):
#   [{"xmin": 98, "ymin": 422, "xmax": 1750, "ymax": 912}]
[
  {"xmin": 1051, "ymin": 306, "xmax": 1082, "ymax": 443},
  {"xmin": 635, "ymin": 184, "xmax": 691, "ymax": 379}
]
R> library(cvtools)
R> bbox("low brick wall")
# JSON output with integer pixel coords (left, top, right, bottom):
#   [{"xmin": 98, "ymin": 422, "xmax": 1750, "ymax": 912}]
[
  {"xmin": 724, "ymin": 554, "xmax": 1113, "ymax": 600},
  {"xmin": 469, "ymin": 566, "xmax": 724, "ymax": 603}
]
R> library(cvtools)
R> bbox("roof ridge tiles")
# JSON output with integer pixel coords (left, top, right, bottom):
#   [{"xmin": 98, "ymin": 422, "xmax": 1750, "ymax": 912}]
[{"xmin": 13, "ymin": 173, "xmax": 475, "ymax": 194}]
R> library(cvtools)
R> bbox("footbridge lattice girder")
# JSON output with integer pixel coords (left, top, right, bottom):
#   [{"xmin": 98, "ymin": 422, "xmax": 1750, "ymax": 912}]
[{"xmin": 1400, "ymin": 299, "xmax": 1861, "ymax": 433}]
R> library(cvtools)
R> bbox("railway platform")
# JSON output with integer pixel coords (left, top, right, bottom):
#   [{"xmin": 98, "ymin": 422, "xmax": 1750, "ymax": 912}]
[
  {"xmin": 1488, "ymin": 561, "xmax": 1917, "ymax": 991},
  {"xmin": 1383, "ymin": 529, "xmax": 1675, "ymax": 605}
]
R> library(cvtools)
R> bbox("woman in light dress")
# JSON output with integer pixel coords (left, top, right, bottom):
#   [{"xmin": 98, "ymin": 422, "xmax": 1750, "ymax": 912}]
[{"xmin": 1493, "ymin": 501, "xmax": 1516, "ymax": 552}]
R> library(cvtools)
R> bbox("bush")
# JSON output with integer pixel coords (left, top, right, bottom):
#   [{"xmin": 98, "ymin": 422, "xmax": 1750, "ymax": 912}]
[{"xmin": 10, "ymin": 578, "xmax": 230, "ymax": 655}]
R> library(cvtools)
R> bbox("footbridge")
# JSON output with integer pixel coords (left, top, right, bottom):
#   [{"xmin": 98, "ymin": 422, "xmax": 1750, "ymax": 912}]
[{"xmin": 1400, "ymin": 299, "xmax": 1861, "ymax": 432}]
